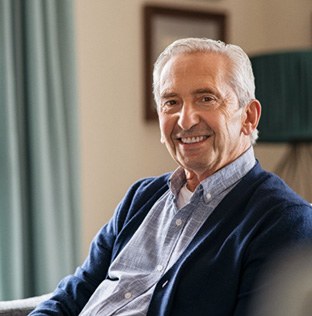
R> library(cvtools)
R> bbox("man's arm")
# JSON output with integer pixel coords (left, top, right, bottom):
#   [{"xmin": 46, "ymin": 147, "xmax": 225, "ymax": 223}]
[
  {"xmin": 233, "ymin": 204, "xmax": 312, "ymax": 316},
  {"xmin": 28, "ymin": 217, "xmax": 117, "ymax": 315},
  {"xmin": 29, "ymin": 174, "xmax": 170, "ymax": 315}
]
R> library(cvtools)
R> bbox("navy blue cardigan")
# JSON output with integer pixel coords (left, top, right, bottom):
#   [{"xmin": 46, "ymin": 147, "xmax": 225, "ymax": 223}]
[{"xmin": 31, "ymin": 162, "xmax": 312, "ymax": 315}]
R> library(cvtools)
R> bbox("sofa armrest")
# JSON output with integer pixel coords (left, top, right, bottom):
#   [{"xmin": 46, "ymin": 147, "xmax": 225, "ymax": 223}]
[{"xmin": 0, "ymin": 293, "xmax": 51, "ymax": 316}]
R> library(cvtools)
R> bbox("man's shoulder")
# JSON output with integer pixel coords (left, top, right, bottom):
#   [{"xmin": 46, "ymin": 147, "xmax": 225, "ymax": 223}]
[
  {"xmin": 239, "ymin": 163, "xmax": 312, "ymax": 228},
  {"xmin": 123, "ymin": 172, "xmax": 171, "ymax": 201},
  {"xmin": 119, "ymin": 172, "xmax": 172, "ymax": 213},
  {"xmin": 113, "ymin": 173, "xmax": 172, "ymax": 235},
  {"xmin": 131, "ymin": 172, "xmax": 172, "ymax": 190},
  {"xmin": 250, "ymin": 164, "xmax": 308, "ymax": 204}
]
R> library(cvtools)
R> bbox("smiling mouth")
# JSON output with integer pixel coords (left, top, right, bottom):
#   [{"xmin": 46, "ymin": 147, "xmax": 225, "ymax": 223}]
[{"xmin": 179, "ymin": 135, "xmax": 209, "ymax": 144}]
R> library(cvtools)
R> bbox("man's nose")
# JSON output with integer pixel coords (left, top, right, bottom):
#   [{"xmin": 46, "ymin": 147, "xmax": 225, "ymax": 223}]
[{"xmin": 177, "ymin": 103, "xmax": 200, "ymax": 130}]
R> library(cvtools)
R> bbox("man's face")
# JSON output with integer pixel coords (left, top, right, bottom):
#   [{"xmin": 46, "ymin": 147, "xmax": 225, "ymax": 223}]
[{"xmin": 158, "ymin": 52, "xmax": 252, "ymax": 181}]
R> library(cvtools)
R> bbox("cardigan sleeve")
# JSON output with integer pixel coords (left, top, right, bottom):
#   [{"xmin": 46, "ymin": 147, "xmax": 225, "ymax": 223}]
[
  {"xmin": 28, "ymin": 210, "xmax": 120, "ymax": 315},
  {"xmin": 233, "ymin": 203, "xmax": 312, "ymax": 316},
  {"xmin": 29, "ymin": 174, "xmax": 170, "ymax": 315}
]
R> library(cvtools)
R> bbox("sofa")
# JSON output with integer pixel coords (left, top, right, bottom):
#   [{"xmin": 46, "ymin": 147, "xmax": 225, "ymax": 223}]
[{"xmin": 0, "ymin": 293, "xmax": 51, "ymax": 316}]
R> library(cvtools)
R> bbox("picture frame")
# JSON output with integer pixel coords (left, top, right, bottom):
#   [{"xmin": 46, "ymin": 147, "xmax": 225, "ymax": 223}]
[{"xmin": 143, "ymin": 5, "xmax": 227, "ymax": 121}]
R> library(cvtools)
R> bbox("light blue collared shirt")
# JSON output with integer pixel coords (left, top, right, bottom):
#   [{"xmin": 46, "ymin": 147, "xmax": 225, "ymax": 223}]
[{"xmin": 80, "ymin": 147, "xmax": 256, "ymax": 315}]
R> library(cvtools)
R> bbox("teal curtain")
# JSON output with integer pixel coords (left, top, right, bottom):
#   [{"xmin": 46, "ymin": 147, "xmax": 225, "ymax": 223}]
[{"xmin": 0, "ymin": 0, "xmax": 81, "ymax": 300}]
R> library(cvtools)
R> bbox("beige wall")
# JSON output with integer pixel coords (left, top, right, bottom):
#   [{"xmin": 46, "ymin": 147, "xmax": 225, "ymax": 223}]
[{"xmin": 74, "ymin": 0, "xmax": 312, "ymax": 258}]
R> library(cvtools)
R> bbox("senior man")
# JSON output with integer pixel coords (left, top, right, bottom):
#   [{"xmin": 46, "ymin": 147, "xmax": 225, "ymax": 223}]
[{"xmin": 30, "ymin": 38, "xmax": 312, "ymax": 316}]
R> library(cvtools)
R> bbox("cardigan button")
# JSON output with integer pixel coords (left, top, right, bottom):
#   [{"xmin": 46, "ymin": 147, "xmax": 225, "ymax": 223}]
[{"xmin": 162, "ymin": 280, "xmax": 168, "ymax": 288}]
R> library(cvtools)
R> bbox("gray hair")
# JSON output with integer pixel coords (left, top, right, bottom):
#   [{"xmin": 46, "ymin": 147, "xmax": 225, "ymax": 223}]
[{"xmin": 152, "ymin": 38, "xmax": 259, "ymax": 144}]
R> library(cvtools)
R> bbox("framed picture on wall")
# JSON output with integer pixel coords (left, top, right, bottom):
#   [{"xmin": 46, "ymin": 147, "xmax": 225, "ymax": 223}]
[{"xmin": 143, "ymin": 5, "xmax": 227, "ymax": 121}]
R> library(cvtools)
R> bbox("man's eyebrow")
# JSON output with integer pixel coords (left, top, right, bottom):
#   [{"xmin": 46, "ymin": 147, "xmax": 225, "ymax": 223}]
[
  {"xmin": 160, "ymin": 91, "xmax": 178, "ymax": 99},
  {"xmin": 193, "ymin": 88, "xmax": 215, "ymax": 95}
]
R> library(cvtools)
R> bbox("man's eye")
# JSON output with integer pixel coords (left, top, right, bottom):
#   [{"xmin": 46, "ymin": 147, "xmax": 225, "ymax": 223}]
[
  {"xmin": 164, "ymin": 100, "xmax": 177, "ymax": 106},
  {"xmin": 202, "ymin": 95, "xmax": 215, "ymax": 102},
  {"xmin": 161, "ymin": 99, "xmax": 178, "ymax": 109},
  {"xmin": 160, "ymin": 99, "xmax": 180, "ymax": 113}
]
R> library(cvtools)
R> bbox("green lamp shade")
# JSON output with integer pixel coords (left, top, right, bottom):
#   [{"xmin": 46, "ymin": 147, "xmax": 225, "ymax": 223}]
[{"xmin": 250, "ymin": 51, "xmax": 312, "ymax": 142}]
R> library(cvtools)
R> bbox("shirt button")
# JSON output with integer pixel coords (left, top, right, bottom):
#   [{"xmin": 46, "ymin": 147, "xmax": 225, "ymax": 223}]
[
  {"xmin": 124, "ymin": 292, "xmax": 132, "ymax": 299},
  {"xmin": 206, "ymin": 192, "xmax": 212, "ymax": 200},
  {"xmin": 156, "ymin": 264, "xmax": 163, "ymax": 272},
  {"xmin": 175, "ymin": 218, "xmax": 182, "ymax": 226}
]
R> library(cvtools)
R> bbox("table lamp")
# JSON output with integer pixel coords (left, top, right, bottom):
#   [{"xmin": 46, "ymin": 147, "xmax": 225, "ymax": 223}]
[{"xmin": 250, "ymin": 50, "xmax": 312, "ymax": 201}]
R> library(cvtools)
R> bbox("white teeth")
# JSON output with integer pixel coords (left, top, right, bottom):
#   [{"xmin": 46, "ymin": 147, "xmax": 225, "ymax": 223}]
[{"xmin": 181, "ymin": 136, "xmax": 206, "ymax": 144}]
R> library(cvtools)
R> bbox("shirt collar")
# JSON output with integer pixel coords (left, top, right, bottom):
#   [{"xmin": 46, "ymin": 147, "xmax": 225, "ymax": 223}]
[{"xmin": 169, "ymin": 147, "xmax": 256, "ymax": 201}]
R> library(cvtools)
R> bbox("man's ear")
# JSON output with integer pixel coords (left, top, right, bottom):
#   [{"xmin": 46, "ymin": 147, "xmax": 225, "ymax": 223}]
[
  {"xmin": 159, "ymin": 122, "xmax": 166, "ymax": 144},
  {"xmin": 241, "ymin": 99, "xmax": 261, "ymax": 136},
  {"xmin": 160, "ymin": 133, "xmax": 165, "ymax": 144}
]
